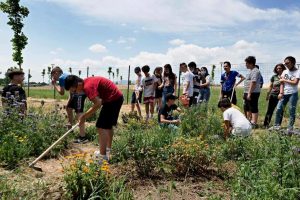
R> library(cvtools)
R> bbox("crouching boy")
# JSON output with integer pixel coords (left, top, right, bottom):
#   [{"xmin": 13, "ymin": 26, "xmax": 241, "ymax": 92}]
[
  {"xmin": 159, "ymin": 94, "xmax": 181, "ymax": 129},
  {"xmin": 218, "ymin": 98, "xmax": 252, "ymax": 138}
]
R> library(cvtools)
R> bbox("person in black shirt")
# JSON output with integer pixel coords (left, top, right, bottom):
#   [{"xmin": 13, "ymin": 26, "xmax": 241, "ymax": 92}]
[
  {"xmin": 188, "ymin": 62, "xmax": 201, "ymax": 105},
  {"xmin": 1, "ymin": 69, "xmax": 27, "ymax": 114},
  {"xmin": 159, "ymin": 94, "xmax": 181, "ymax": 128}
]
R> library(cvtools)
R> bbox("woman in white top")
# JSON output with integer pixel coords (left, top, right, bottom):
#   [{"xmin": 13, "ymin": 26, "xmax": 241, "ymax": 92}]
[{"xmin": 273, "ymin": 56, "xmax": 300, "ymax": 132}]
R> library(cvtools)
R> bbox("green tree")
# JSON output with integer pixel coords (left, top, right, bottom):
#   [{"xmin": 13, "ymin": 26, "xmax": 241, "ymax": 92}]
[
  {"xmin": 112, "ymin": 72, "xmax": 115, "ymax": 82},
  {"xmin": 211, "ymin": 64, "xmax": 216, "ymax": 84},
  {"xmin": 78, "ymin": 70, "xmax": 81, "ymax": 77},
  {"xmin": 41, "ymin": 69, "xmax": 45, "ymax": 83},
  {"xmin": 120, "ymin": 75, "xmax": 123, "ymax": 84},
  {"xmin": 108, "ymin": 67, "xmax": 112, "ymax": 80},
  {"xmin": 69, "ymin": 67, "xmax": 72, "ymax": 74},
  {"xmin": 0, "ymin": 0, "xmax": 29, "ymax": 69}
]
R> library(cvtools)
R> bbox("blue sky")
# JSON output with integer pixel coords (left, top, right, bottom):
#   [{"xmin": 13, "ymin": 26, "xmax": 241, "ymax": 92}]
[{"xmin": 1, "ymin": 0, "xmax": 300, "ymax": 82}]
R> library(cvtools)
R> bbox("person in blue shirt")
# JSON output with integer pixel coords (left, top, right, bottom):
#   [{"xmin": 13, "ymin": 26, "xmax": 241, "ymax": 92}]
[
  {"xmin": 51, "ymin": 67, "xmax": 87, "ymax": 143},
  {"xmin": 220, "ymin": 61, "xmax": 245, "ymax": 105}
]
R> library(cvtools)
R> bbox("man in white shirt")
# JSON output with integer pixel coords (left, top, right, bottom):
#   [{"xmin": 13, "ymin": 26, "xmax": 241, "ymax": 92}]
[
  {"xmin": 218, "ymin": 98, "xmax": 252, "ymax": 138},
  {"xmin": 180, "ymin": 63, "xmax": 194, "ymax": 107}
]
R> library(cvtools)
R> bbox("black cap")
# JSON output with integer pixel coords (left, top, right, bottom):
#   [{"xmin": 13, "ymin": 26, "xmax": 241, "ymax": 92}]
[{"xmin": 165, "ymin": 93, "xmax": 178, "ymax": 101}]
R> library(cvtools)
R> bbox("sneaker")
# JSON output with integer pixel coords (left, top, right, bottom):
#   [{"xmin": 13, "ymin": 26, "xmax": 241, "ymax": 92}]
[
  {"xmin": 73, "ymin": 136, "xmax": 88, "ymax": 144},
  {"xmin": 268, "ymin": 125, "xmax": 281, "ymax": 131},
  {"xmin": 94, "ymin": 150, "xmax": 100, "ymax": 159}
]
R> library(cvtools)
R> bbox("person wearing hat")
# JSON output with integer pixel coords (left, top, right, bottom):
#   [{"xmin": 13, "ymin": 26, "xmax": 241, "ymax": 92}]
[
  {"xmin": 158, "ymin": 93, "xmax": 181, "ymax": 128},
  {"xmin": 1, "ymin": 68, "xmax": 27, "ymax": 114}
]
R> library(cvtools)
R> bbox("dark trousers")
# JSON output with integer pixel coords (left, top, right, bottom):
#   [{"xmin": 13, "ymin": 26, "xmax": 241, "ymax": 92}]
[
  {"xmin": 263, "ymin": 94, "xmax": 279, "ymax": 126},
  {"xmin": 222, "ymin": 90, "xmax": 237, "ymax": 105}
]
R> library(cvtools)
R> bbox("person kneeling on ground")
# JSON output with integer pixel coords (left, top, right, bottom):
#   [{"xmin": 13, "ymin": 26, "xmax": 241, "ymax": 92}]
[
  {"xmin": 218, "ymin": 98, "xmax": 252, "ymax": 138},
  {"xmin": 159, "ymin": 94, "xmax": 181, "ymax": 129},
  {"xmin": 51, "ymin": 67, "xmax": 87, "ymax": 143},
  {"xmin": 65, "ymin": 75, "xmax": 124, "ymax": 164}
]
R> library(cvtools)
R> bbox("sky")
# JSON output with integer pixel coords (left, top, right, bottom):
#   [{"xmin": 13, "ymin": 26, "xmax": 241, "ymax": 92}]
[{"xmin": 1, "ymin": 0, "xmax": 300, "ymax": 82}]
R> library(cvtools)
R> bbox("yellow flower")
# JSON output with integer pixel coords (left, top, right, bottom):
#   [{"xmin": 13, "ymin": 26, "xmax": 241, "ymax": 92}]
[{"xmin": 83, "ymin": 166, "xmax": 89, "ymax": 173}]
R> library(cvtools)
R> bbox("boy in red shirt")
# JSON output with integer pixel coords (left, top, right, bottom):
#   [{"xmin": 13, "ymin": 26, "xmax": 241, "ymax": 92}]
[{"xmin": 65, "ymin": 75, "xmax": 124, "ymax": 163}]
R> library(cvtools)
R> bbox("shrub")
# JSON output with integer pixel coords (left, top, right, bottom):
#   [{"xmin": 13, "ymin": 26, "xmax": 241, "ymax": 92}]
[
  {"xmin": 63, "ymin": 158, "xmax": 133, "ymax": 199},
  {"xmin": 0, "ymin": 107, "xmax": 69, "ymax": 168}
]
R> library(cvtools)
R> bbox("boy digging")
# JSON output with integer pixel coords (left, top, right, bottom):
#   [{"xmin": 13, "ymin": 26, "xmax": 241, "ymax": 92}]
[
  {"xmin": 51, "ymin": 67, "xmax": 87, "ymax": 143},
  {"xmin": 65, "ymin": 75, "xmax": 124, "ymax": 163}
]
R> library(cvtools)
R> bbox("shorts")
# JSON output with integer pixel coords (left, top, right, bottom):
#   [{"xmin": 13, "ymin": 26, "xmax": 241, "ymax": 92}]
[
  {"xmin": 96, "ymin": 96, "xmax": 124, "ymax": 129},
  {"xmin": 67, "ymin": 93, "xmax": 86, "ymax": 113},
  {"xmin": 155, "ymin": 89, "xmax": 163, "ymax": 98},
  {"xmin": 143, "ymin": 96, "xmax": 154, "ymax": 104},
  {"xmin": 131, "ymin": 91, "xmax": 143, "ymax": 104},
  {"xmin": 232, "ymin": 127, "xmax": 252, "ymax": 137},
  {"xmin": 243, "ymin": 93, "xmax": 260, "ymax": 113}
]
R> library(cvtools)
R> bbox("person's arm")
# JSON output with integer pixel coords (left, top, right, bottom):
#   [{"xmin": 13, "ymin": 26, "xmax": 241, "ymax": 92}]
[
  {"xmin": 278, "ymin": 82, "xmax": 284, "ymax": 100},
  {"xmin": 280, "ymin": 78, "xmax": 299, "ymax": 85},
  {"xmin": 201, "ymin": 76, "xmax": 210, "ymax": 87},
  {"xmin": 224, "ymin": 120, "xmax": 231, "ymax": 139},
  {"xmin": 160, "ymin": 114, "xmax": 180, "ymax": 124},
  {"xmin": 184, "ymin": 80, "xmax": 190, "ymax": 95},
  {"xmin": 174, "ymin": 76, "xmax": 177, "ymax": 96},
  {"xmin": 79, "ymin": 97, "xmax": 102, "ymax": 125},
  {"xmin": 266, "ymin": 82, "xmax": 273, "ymax": 100},
  {"xmin": 176, "ymin": 107, "xmax": 182, "ymax": 113},
  {"xmin": 236, "ymin": 74, "xmax": 245, "ymax": 87},
  {"xmin": 52, "ymin": 80, "xmax": 65, "ymax": 95}
]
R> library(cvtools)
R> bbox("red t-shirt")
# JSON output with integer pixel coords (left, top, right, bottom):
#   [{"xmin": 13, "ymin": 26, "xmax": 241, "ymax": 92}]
[{"xmin": 83, "ymin": 77, "xmax": 123, "ymax": 103}]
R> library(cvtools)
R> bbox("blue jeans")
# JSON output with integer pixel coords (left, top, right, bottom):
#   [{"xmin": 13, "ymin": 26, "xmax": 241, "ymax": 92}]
[
  {"xmin": 275, "ymin": 92, "xmax": 298, "ymax": 129},
  {"xmin": 162, "ymin": 86, "xmax": 174, "ymax": 105},
  {"xmin": 198, "ymin": 88, "xmax": 210, "ymax": 103}
]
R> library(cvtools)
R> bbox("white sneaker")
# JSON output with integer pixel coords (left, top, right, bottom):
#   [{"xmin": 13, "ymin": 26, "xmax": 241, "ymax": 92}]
[
  {"xmin": 268, "ymin": 125, "xmax": 280, "ymax": 131},
  {"xmin": 94, "ymin": 150, "xmax": 100, "ymax": 159}
]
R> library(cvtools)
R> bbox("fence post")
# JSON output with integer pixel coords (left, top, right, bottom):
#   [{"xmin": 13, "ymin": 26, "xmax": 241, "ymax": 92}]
[
  {"xmin": 127, "ymin": 65, "xmax": 131, "ymax": 104},
  {"xmin": 177, "ymin": 65, "xmax": 181, "ymax": 96},
  {"xmin": 27, "ymin": 69, "xmax": 30, "ymax": 97}
]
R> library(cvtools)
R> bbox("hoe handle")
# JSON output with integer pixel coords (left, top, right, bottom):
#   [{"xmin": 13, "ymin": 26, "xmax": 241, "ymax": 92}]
[{"xmin": 29, "ymin": 123, "xmax": 79, "ymax": 167}]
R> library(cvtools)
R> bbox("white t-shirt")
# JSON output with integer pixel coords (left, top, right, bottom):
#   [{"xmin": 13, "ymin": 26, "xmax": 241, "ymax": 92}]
[
  {"xmin": 281, "ymin": 69, "xmax": 300, "ymax": 94},
  {"xmin": 142, "ymin": 75, "xmax": 158, "ymax": 97},
  {"xmin": 134, "ymin": 75, "xmax": 143, "ymax": 92},
  {"xmin": 223, "ymin": 107, "xmax": 251, "ymax": 130},
  {"xmin": 182, "ymin": 71, "xmax": 194, "ymax": 97}
]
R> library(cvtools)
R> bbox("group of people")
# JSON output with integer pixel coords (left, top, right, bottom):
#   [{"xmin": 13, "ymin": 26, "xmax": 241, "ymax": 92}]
[{"xmin": 1, "ymin": 55, "xmax": 299, "ymax": 163}]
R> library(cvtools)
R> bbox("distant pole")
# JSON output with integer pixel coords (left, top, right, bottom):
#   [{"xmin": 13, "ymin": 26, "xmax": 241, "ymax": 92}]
[
  {"xmin": 51, "ymin": 64, "xmax": 56, "ymax": 99},
  {"xmin": 178, "ymin": 65, "xmax": 181, "ymax": 96},
  {"xmin": 27, "ymin": 69, "xmax": 30, "ymax": 97},
  {"xmin": 127, "ymin": 65, "xmax": 131, "ymax": 104},
  {"xmin": 87, "ymin": 66, "xmax": 89, "ymax": 78}
]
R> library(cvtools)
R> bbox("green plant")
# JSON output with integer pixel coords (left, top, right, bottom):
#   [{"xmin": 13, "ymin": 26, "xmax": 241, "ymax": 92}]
[{"xmin": 64, "ymin": 158, "xmax": 133, "ymax": 199}]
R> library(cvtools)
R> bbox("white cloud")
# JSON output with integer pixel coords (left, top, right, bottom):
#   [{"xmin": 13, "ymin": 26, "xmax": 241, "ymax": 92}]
[
  {"xmin": 50, "ymin": 47, "xmax": 64, "ymax": 55},
  {"xmin": 42, "ymin": 0, "xmax": 300, "ymax": 32},
  {"xmin": 106, "ymin": 39, "xmax": 113, "ymax": 43},
  {"xmin": 89, "ymin": 43, "xmax": 107, "ymax": 53},
  {"xmin": 169, "ymin": 39, "xmax": 185, "ymax": 46},
  {"xmin": 117, "ymin": 37, "xmax": 136, "ymax": 44}
]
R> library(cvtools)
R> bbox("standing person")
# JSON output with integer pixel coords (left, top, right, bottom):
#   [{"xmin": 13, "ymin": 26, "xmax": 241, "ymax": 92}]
[
  {"xmin": 130, "ymin": 67, "xmax": 143, "ymax": 118},
  {"xmin": 220, "ymin": 61, "xmax": 245, "ymax": 105},
  {"xmin": 141, "ymin": 65, "xmax": 157, "ymax": 120},
  {"xmin": 1, "ymin": 69, "xmax": 27, "ymax": 114},
  {"xmin": 65, "ymin": 75, "xmax": 124, "ymax": 163},
  {"xmin": 160, "ymin": 64, "xmax": 177, "ymax": 105},
  {"xmin": 51, "ymin": 67, "xmax": 87, "ymax": 143},
  {"xmin": 153, "ymin": 67, "xmax": 163, "ymax": 112},
  {"xmin": 218, "ymin": 98, "xmax": 252, "ymax": 138},
  {"xmin": 188, "ymin": 62, "xmax": 201, "ymax": 105},
  {"xmin": 180, "ymin": 63, "xmax": 194, "ymax": 107},
  {"xmin": 263, "ymin": 64, "xmax": 286, "ymax": 127},
  {"xmin": 198, "ymin": 67, "xmax": 211, "ymax": 103},
  {"xmin": 243, "ymin": 56, "xmax": 261, "ymax": 128},
  {"xmin": 271, "ymin": 56, "xmax": 299, "ymax": 132}
]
